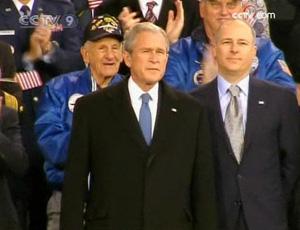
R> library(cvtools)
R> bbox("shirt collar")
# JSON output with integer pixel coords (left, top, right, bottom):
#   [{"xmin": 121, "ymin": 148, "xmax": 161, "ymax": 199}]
[
  {"xmin": 128, "ymin": 77, "xmax": 159, "ymax": 102},
  {"xmin": 217, "ymin": 74, "xmax": 249, "ymax": 97},
  {"xmin": 139, "ymin": 0, "xmax": 163, "ymax": 10},
  {"xmin": 13, "ymin": 0, "xmax": 34, "ymax": 12}
]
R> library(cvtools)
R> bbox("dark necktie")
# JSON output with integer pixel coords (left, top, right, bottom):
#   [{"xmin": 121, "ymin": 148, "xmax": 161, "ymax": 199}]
[
  {"xmin": 145, "ymin": 1, "xmax": 157, "ymax": 23},
  {"xmin": 224, "ymin": 85, "xmax": 244, "ymax": 163},
  {"xmin": 139, "ymin": 93, "xmax": 152, "ymax": 145},
  {"xmin": 20, "ymin": 5, "xmax": 30, "ymax": 16}
]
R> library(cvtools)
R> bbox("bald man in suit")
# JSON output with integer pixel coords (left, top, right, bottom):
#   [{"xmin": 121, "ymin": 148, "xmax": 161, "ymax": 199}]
[{"xmin": 192, "ymin": 19, "xmax": 300, "ymax": 230}]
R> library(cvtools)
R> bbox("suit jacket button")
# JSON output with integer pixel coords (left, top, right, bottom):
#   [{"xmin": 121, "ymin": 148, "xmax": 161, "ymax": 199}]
[
  {"xmin": 234, "ymin": 200, "xmax": 242, "ymax": 206},
  {"xmin": 237, "ymin": 174, "xmax": 242, "ymax": 179}
]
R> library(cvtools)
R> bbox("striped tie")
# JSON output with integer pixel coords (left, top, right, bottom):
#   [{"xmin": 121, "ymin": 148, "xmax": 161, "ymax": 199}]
[{"xmin": 145, "ymin": 1, "xmax": 157, "ymax": 23}]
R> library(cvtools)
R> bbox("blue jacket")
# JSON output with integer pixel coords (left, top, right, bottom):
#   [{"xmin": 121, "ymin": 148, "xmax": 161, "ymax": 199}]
[
  {"xmin": 165, "ymin": 26, "xmax": 296, "ymax": 92},
  {"xmin": 35, "ymin": 68, "xmax": 124, "ymax": 189}
]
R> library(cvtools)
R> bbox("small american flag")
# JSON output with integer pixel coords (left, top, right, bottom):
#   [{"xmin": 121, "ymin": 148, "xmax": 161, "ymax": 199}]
[
  {"xmin": 15, "ymin": 70, "xmax": 43, "ymax": 90},
  {"xmin": 88, "ymin": 0, "xmax": 103, "ymax": 10}
]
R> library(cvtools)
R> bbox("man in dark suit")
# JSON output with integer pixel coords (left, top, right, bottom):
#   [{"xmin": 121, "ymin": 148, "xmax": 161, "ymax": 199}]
[
  {"xmin": 192, "ymin": 19, "xmax": 300, "ymax": 230},
  {"xmin": 0, "ymin": 101, "xmax": 28, "ymax": 230},
  {"xmin": 61, "ymin": 22, "xmax": 217, "ymax": 230}
]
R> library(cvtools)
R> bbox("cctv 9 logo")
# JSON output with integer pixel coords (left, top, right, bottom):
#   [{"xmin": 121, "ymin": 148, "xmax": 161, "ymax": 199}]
[{"xmin": 19, "ymin": 14, "xmax": 78, "ymax": 29}]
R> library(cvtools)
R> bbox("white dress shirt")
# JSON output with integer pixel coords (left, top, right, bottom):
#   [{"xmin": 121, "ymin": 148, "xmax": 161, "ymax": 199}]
[
  {"xmin": 217, "ymin": 75, "xmax": 249, "ymax": 132},
  {"xmin": 139, "ymin": 0, "xmax": 163, "ymax": 20},
  {"xmin": 128, "ymin": 77, "xmax": 159, "ymax": 137},
  {"xmin": 12, "ymin": 0, "xmax": 34, "ymax": 15}
]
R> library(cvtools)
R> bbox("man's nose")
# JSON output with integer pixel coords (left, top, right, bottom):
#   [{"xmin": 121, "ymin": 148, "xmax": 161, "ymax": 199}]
[
  {"xmin": 230, "ymin": 43, "xmax": 238, "ymax": 53},
  {"xmin": 220, "ymin": 4, "xmax": 230, "ymax": 16},
  {"xmin": 105, "ymin": 49, "xmax": 115, "ymax": 59}
]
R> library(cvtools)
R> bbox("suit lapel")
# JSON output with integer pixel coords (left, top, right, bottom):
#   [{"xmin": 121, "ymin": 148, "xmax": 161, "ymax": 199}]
[
  {"xmin": 207, "ymin": 80, "xmax": 231, "ymax": 148},
  {"xmin": 155, "ymin": 0, "xmax": 173, "ymax": 28},
  {"xmin": 32, "ymin": 0, "xmax": 42, "ymax": 16},
  {"xmin": 146, "ymin": 82, "xmax": 180, "ymax": 166},
  {"xmin": 0, "ymin": 0, "xmax": 21, "ymax": 30},
  {"xmin": 109, "ymin": 80, "xmax": 147, "ymax": 151},
  {"xmin": 109, "ymin": 81, "xmax": 182, "ymax": 165},
  {"xmin": 243, "ymin": 78, "xmax": 265, "ymax": 158}
]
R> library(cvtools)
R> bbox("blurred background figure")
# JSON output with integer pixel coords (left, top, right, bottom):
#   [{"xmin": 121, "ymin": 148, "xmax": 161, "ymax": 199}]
[
  {"xmin": 265, "ymin": 0, "xmax": 300, "ymax": 104},
  {"xmin": 0, "ymin": 1, "xmax": 85, "ymax": 229},
  {"xmin": 72, "ymin": 0, "xmax": 199, "ymax": 42},
  {"xmin": 0, "ymin": 40, "xmax": 29, "ymax": 230},
  {"xmin": 241, "ymin": 0, "xmax": 270, "ymax": 37},
  {"xmin": 0, "ymin": 97, "xmax": 28, "ymax": 230}
]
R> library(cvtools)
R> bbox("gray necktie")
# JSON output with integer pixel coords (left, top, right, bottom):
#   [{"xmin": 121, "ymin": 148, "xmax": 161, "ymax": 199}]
[
  {"xmin": 139, "ymin": 93, "xmax": 152, "ymax": 145},
  {"xmin": 224, "ymin": 85, "xmax": 244, "ymax": 163}
]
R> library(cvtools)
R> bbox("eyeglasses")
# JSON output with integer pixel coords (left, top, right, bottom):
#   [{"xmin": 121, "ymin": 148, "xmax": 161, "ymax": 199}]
[{"xmin": 202, "ymin": 0, "xmax": 242, "ymax": 10}]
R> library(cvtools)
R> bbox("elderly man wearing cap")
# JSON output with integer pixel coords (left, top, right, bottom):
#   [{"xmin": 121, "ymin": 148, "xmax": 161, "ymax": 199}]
[{"xmin": 34, "ymin": 14, "xmax": 124, "ymax": 230}]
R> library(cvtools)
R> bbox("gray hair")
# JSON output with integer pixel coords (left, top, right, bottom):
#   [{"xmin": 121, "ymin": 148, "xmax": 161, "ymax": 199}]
[
  {"xmin": 123, "ymin": 22, "xmax": 170, "ymax": 53},
  {"xmin": 215, "ymin": 19, "xmax": 257, "ymax": 45}
]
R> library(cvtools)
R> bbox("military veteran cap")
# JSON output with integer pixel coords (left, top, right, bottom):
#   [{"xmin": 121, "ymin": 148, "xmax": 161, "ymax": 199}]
[{"xmin": 84, "ymin": 14, "xmax": 123, "ymax": 43}]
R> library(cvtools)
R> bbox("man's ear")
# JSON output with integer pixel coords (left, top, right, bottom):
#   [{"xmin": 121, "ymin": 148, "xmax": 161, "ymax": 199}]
[
  {"xmin": 123, "ymin": 51, "xmax": 132, "ymax": 68},
  {"xmin": 80, "ymin": 46, "xmax": 89, "ymax": 65},
  {"xmin": 211, "ymin": 43, "xmax": 217, "ymax": 59},
  {"xmin": 253, "ymin": 45, "xmax": 257, "ymax": 57},
  {"xmin": 199, "ymin": 1, "xmax": 205, "ymax": 19}
]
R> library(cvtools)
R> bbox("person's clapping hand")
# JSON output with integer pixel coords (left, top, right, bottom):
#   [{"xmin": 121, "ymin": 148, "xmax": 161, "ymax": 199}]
[
  {"xmin": 201, "ymin": 44, "xmax": 218, "ymax": 84},
  {"xmin": 25, "ymin": 15, "xmax": 53, "ymax": 61},
  {"xmin": 118, "ymin": 7, "xmax": 142, "ymax": 35},
  {"xmin": 165, "ymin": 0, "xmax": 184, "ymax": 44}
]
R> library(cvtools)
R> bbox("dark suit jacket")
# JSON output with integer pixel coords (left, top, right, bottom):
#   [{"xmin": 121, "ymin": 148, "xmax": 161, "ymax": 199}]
[
  {"xmin": 192, "ymin": 78, "xmax": 300, "ymax": 230},
  {"xmin": 61, "ymin": 80, "xmax": 217, "ymax": 230},
  {"xmin": 93, "ymin": 0, "xmax": 199, "ymax": 37},
  {"xmin": 0, "ymin": 106, "xmax": 27, "ymax": 230}
]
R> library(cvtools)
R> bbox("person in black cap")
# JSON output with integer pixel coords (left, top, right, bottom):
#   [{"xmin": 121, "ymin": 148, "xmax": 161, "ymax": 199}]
[{"xmin": 34, "ymin": 14, "xmax": 125, "ymax": 230}]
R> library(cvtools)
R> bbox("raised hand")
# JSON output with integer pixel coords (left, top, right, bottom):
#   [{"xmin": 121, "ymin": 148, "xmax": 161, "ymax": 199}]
[
  {"xmin": 165, "ymin": 0, "xmax": 184, "ymax": 44},
  {"xmin": 118, "ymin": 7, "xmax": 142, "ymax": 35}
]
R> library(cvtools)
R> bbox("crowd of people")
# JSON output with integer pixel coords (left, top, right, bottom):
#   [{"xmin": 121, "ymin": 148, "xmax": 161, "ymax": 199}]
[{"xmin": 0, "ymin": 0, "xmax": 299, "ymax": 230}]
